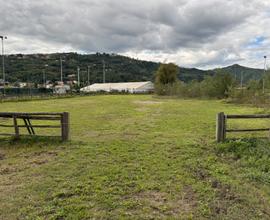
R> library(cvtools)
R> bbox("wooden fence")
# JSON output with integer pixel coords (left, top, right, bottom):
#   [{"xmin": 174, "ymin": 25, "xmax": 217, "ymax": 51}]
[
  {"xmin": 216, "ymin": 112, "xmax": 270, "ymax": 142},
  {"xmin": 0, "ymin": 112, "xmax": 70, "ymax": 141}
]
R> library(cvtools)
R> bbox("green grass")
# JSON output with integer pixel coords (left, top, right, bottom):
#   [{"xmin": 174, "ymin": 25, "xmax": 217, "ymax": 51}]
[{"xmin": 1, "ymin": 95, "xmax": 270, "ymax": 219}]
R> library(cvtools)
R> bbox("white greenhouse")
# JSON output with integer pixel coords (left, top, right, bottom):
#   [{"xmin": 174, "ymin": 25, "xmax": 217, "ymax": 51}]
[{"xmin": 80, "ymin": 81, "xmax": 154, "ymax": 93}]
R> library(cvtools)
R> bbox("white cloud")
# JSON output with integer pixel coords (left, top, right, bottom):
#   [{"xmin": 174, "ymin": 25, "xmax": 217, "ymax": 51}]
[{"xmin": 0, "ymin": 0, "xmax": 270, "ymax": 69}]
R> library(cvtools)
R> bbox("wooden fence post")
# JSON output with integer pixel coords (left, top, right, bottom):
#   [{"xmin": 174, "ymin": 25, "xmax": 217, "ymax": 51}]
[
  {"xmin": 61, "ymin": 112, "xmax": 70, "ymax": 141},
  {"xmin": 13, "ymin": 115, "xmax": 20, "ymax": 139},
  {"xmin": 223, "ymin": 114, "xmax": 227, "ymax": 141},
  {"xmin": 216, "ymin": 112, "xmax": 226, "ymax": 142}
]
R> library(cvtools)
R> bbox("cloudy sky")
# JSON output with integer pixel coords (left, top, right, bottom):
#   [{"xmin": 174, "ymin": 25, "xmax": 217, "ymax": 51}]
[{"xmin": 1, "ymin": 0, "xmax": 270, "ymax": 69}]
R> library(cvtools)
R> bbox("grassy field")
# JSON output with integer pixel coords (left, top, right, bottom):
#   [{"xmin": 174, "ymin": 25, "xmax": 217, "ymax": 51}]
[{"xmin": 1, "ymin": 95, "xmax": 270, "ymax": 219}]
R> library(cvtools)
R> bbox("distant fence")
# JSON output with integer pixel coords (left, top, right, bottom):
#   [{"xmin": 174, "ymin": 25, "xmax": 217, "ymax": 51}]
[
  {"xmin": 0, "ymin": 88, "xmax": 53, "ymax": 97},
  {"xmin": 216, "ymin": 112, "xmax": 270, "ymax": 142},
  {"xmin": 0, "ymin": 112, "xmax": 70, "ymax": 141}
]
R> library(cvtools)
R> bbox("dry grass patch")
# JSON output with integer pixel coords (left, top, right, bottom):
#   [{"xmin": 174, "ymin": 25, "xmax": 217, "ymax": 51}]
[{"xmin": 126, "ymin": 187, "xmax": 197, "ymax": 218}]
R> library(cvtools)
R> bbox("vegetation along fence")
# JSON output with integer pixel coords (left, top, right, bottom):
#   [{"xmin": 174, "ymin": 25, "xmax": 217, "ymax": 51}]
[
  {"xmin": 0, "ymin": 112, "xmax": 70, "ymax": 141},
  {"xmin": 0, "ymin": 88, "xmax": 53, "ymax": 96},
  {"xmin": 216, "ymin": 112, "xmax": 270, "ymax": 142}
]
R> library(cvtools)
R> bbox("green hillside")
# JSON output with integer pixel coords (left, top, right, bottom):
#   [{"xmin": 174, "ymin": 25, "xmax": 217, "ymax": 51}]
[
  {"xmin": 218, "ymin": 64, "xmax": 264, "ymax": 83},
  {"xmin": 2, "ymin": 53, "xmax": 264, "ymax": 85},
  {"xmin": 4, "ymin": 53, "xmax": 158, "ymax": 85}
]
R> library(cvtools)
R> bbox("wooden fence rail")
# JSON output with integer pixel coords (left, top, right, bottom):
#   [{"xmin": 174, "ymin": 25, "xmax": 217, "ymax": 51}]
[
  {"xmin": 0, "ymin": 112, "xmax": 70, "ymax": 141},
  {"xmin": 216, "ymin": 112, "xmax": 270, "ymax": 142}
]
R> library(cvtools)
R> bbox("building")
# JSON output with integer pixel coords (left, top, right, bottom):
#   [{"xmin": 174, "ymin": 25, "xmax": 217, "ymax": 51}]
[
  {"xmin": 80, "ymin": 81, "xmax": 154, "ymax": 93},
  {"xmin": 54, "ymin": 85, "xmax": 71, "ymax": 94},
  {"xmin": 0, "ymin": 79, "xmax": 9, "ymax": 87},
  {"xmin": 18, "ymin": 82, "xmax": 27, "ymax": 88},
  {"xmin": 46, "ymin": 83, "xmax": 54, "ymax": 89}
]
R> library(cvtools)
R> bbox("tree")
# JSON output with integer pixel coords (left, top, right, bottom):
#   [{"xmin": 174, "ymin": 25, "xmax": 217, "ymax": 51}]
[
  {"xmin": 201, "ymin": 70, "xmax": 234, "ymax": 98},
  {"xmin": 155, "ymin": 63, "xmax": 178, "ymax": 85}
]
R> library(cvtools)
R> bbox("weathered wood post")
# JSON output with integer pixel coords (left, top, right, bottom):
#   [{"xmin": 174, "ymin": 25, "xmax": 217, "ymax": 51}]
[
  {"xmin": 216, "ymin": 112, "xmax": 226, "ymax": 142},
  {"xmin": 61, "ymin": 112, "xmax": 70, "ymax": 141},
  {"xmin": 13, "ymin": 115, "xmax": 20, "ymax": 139}
]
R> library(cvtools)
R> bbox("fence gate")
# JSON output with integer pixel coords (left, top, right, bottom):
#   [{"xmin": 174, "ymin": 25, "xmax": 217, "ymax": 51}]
[
  {"xmin": 216, "ymin": 112, "xmax": 270, "ymax": 142},
  {"xmin": 0, "ymin": 112, "xmax": 70, "ymax": 141}
]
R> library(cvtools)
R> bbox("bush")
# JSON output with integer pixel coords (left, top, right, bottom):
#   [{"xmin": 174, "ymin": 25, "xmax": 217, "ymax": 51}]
[{"xmin": 155, "ymin": 69, "xmax": 234, "ymax": 99}]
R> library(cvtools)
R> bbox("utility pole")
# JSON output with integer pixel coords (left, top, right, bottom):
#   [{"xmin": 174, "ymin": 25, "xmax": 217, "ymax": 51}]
[
  {"xmin": 240, "ymin": 71, "xmax": 243, "ymax": 89},
  {"xmin": 0, "ymin": 36, "xmax": 7, "ymax": 95},
  {"xmin": 60, "ymin": 56, "xmax": 65, "ymax": 83},
  {"xmin": 43, "ymin": 64, "xmax": 48, "ymax": 88},
  {"xmin": 263, "ymin": 56, "xmax": 267, "ymax": 94},
  {"xmin": 102, "ymin": 60, "xmax": 105, "ymax": 83},
  {"xmin": 77, "ymin": 66, "xmax": 80, "ymax": 87},
  {"xmin": 43, "ymin": 69, "xmax": 45, "ymax": 87},
  {"xmin": 87, "ymin": 65, "xmax": 90, "ymax": 85}
]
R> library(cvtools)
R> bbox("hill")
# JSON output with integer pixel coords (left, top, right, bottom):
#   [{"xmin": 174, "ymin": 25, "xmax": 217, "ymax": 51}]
[
  {"xmin": 2, "ymin": 53, "xmax": 264, "ymax": 85},
  {"xmin": 4, "ymin": 53, "xmax": 158, "ymax": 85},
  {"xmin": 217, "ymin": 64, "xmax": 264, "ymax": 83}
]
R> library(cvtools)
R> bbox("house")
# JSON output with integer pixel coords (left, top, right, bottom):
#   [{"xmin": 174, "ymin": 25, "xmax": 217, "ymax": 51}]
[
  {"xmin": 67, "ymin": 74, "xmax": 76, "ymax": 79},
  {"xmin": 0, "ymin": 79, "xmax": 9, "ymax": 87},
  {"xmin": 18, "ymin": 82, "xmax": 27, "ymax": 88},
  {"xmin": 80, "ymin": 81, "xmax": 154, "ymax": 93},
  {"xmin": 46, "ymin": 83, "xmax": 54, "ymax": 89},
  {"xmin": 54, "ymin": 84, "xmax": 71, "ymax": 94}
]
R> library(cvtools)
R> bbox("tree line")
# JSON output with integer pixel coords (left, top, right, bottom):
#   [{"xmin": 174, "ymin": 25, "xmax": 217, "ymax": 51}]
[{"xmin": 155, "ymin": 63, "xmax": 270, "ymax": 106}]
